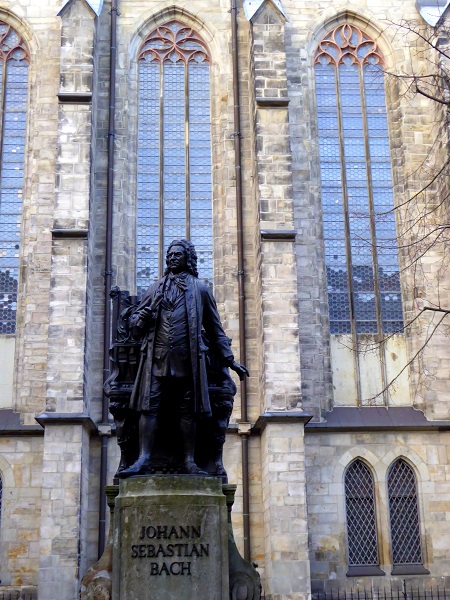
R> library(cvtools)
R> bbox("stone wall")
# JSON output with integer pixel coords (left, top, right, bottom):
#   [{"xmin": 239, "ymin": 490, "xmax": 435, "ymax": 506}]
[
  {"xmin": 83, "ymin": 0, "xmax": 110, "ymax": 426},
  {"xmin": 11, "ymin": 1, "xmax": 60, "ymax": 423},
  {"xmin": 261, "ymin": 421, "xmax": 310, "ymax": 600},
  {"xmin": 282, "ymin": 0, "xmax": 450, "ymax": 419},
  {"xmin": 251, "ymin": 8, "xmax": 302, "ymax": 413},
  {"xmin": 111, "ymin": 0, "xmax": 263, "ymax": 423},
  {"xmin": 305, "ymin": 430, "xmax": 450, "ymax": 591},
  {"xmin": 0, "ymin": 1, "xmax": 64, "ymax": 595},
  {"xmin": 0, "ymin": 437, "xmax": 43, "ymax": 587},
  {"xmin": 0, "ymin": 0, "xmax": 450, "ymax": 599},
  {"xmin": 46, "ymin": 0, "xmax": 95, "ymax": 415}
]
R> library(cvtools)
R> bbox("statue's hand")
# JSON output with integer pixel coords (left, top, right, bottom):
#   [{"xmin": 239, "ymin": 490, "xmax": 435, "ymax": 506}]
[
  {"xmin": 138, "ymin": 306, "xmax": 154, "ymax": 321},
  {"xmin": 130, "ymin": 306, "xmax": 154, "ymax": 333},
  {"xmin": 230, "ymin": 361, "xmax": 249, "ymax": 381}
]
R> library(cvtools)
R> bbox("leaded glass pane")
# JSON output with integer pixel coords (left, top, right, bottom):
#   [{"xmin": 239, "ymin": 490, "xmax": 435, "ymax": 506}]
[
  {"xmin": 316, "ymin": 63, "xmax": 351, "ymax": 333},
  {"xmin": 345, "ymin": 459, "xmax": 379, "ymax": 566},
  {"xmin": 315, "ymin": 24, "xmax": 403, "ymax": 336},
  {"xmin": 137, "ymin": 61, "xmax": 159, "ymax": 298},
  {"xmin": 364, "ymin": 63, "xmax": 403, "ymax": 333},
  {"xmin": 0, "ymin": 54, "xmax": 28, "ymax": 335},
  {"xmin": 339, "ymin": 62, "xmax": 377, "ymax": 332},
  {"xmin": 163, "ymin": 61, "xmax": 186, "ymax": 251},
  {"xmin": 388, "ymin": 460, "xmax": 423, "ymax": 565},
  {"xmin": 188, "ymin": 62, "xmax": 212, "ymax": 287},
  {"xmin": 137, "ymin": 22, "xmax": 212, "ymax": 295}
]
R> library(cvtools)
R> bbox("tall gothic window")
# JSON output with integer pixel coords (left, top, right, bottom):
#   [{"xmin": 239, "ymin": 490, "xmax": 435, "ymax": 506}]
[
  {"xmin": 387, "ymin": 459, "xmax": 424, "ymax": 567},
  {"xmin": 136, "ymin": 21, "xmax": 213, "ymax": 297},
  {"xmin": 0, "ymin": 23, "xmax": 29, "ymax": 334},
  {"xmin": 314, "ymin": 24, "xmax": 403, "ymax": 336},
  {"xmin": 344, "ymin": 459, "xmax": 380, "ymax": 570}
]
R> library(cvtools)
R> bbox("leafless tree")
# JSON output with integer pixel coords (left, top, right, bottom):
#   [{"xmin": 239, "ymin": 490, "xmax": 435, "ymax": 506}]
[{"xmin": 362, "ymin": 16, "xmax": 450, "ymax": 402}]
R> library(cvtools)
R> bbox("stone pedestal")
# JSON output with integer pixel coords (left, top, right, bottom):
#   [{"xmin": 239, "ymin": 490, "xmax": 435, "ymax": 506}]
[{"xmin": 112, "ymin": 476, "xmax": 229, "ymax": 600}]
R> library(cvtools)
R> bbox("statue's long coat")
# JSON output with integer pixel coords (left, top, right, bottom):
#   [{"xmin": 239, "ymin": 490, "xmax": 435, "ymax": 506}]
[{"xmin": 129, "ymin": 273, "xmax": 234, "ymax": 416}]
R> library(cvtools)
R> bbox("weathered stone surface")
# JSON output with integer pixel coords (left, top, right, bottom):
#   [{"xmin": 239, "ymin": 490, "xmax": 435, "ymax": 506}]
[
  {"xmin": 2, "ymin": 1, "xmax": 450, "ymax": 598},
  {"xmin": 261, "ymin": 423, "xmax": 310, "ymax": 600},
  {"xmin": 80, "ymin": 486, "xmax": 117, "ymax": 600},
  {"xmin": 112, "ymin": 476, "xmax": 229, "ymax": 600},
  {"xmin": 305, "ymin": 429, "xmax": 450, "ymax": 590}
]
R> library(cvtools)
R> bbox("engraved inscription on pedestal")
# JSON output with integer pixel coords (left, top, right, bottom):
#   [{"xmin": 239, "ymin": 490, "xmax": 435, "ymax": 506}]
[
  {"xmin": 131, "ymin": 523, "xmax": 209, "ymax": 576},
  {"xmin": 112, "ymin": 476, "xmax": 229, "ymax": 600},
  {"xmin": 124, "ymin": 509, "xmax": 220, "ymax": 586}
]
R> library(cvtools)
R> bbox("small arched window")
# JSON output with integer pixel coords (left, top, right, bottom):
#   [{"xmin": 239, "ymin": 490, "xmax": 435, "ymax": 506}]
[
  {"xmin": 136, "ymin": 21, "xmax": 213, "ymax": 296},
  {"xmin": 0, "ymin": 23, "xmax": 30, "ymax": 334},
  {"xmin": 314, "ymin": 24, "xmax": 403, "ymax": 336},
  {"xmin": 344, "ymin": 459, "xmax": 380, "ymax": 571},
  {"xmin": 387, "ymin": 459, "xmax": 424, "ymax": 567}
]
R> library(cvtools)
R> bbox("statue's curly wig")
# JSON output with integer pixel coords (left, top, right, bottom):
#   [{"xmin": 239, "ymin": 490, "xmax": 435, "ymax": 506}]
[{"xmin": 164, "ymin": 239, "xmax": 198, "ymax": 278}]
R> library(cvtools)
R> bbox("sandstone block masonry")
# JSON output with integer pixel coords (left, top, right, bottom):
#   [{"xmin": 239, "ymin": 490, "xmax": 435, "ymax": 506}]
[{"xmin": 1, "ymin": 1, "xmax": 450, "ymax": 599}]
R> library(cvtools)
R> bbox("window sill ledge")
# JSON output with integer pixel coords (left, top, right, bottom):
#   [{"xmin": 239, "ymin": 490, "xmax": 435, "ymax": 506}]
[
  {"xmin": 347, "ymin": 566, "xmax": 386, "ymax": 577},
  {"xmin": 391, "ymin": 565, "xmax": 430, "ymax": 575}
]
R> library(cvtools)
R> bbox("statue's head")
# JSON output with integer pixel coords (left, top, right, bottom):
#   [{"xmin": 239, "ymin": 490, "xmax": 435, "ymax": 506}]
[{"xmin": 164, "ymin": 239, "xmax": 198, "ymax": 277}]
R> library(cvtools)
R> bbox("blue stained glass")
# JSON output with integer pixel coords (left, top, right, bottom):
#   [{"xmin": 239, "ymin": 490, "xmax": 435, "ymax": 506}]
[
  {"xmin": 369, "ymin": 138, "xmax": 390, "ymax": 160},
  {"xmin": 320, "ymin": 144, "xmax": 340, "ymax": 161},
  {"xmin": 316, "ymin": 64, "xmax": 348, "ymax": 333},
  {"xmin": 1, "ymin": 58, "xmax": 28, "ymax": 334},
  {"xmin": 163, "ymin": 62, "xmax": 186, "ymax": 255},
  {"xmin": 344, "ymin": 138, "xmax": 365, "ymax": 160},
  {"xmin": 137, "ymin": 27, "xmax": 213, "ymax": 294},
  {"xmin": 363, "ymin": 67, "xmax": 402, "ymax": 329},
  {"xmin": 342, "ymin": 115, "xmax": 364, "ymax": 131},
  {"xmin": 316, "ymin": 40, "xmax": 403, "ymax": 335},
  {"xmin": 188, "ymin": 62, "xmax": 212, "ymax": 287},
  {"xmin": 366, "ymin": 115, "xmax": 389, "ymax": 131},
  {"xmin": 320, "ymin": 163, "xmax": 342, "ymax": 184},
  {"xmin": 137, "ymin": 61, "xmax": 160, "ymax": 295},
  {"xmin": 346, "ymin": 163, "xmax": 367, "ymax": 184}
]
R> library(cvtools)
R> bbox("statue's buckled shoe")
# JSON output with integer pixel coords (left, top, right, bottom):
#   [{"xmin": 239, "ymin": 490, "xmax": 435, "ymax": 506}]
[
  {"xmin": 184, "ymin": 461, "xmax": 207, "ymax": 475},
  {"xmin": 117, "ymin": 458, "xmax": 152, "ymax": 478}
]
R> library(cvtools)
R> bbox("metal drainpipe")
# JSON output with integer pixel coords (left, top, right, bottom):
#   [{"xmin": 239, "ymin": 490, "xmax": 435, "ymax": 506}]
[
  {"xmin": 230, "ymin": 0, "xmax": 251, "ymax": 562},
  {"xmin": 98, "ymin": 0, "xmax": 118, "ymax": 558}
]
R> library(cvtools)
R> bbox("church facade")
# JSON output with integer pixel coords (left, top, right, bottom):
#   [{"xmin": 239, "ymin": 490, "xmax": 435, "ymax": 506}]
[{"xmin": 1, "ymin": 0, "xmax": 450, "ymax": 598}]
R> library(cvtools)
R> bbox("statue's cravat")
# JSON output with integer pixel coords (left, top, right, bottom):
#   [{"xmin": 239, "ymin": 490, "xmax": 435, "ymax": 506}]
[{"xmin": 166, "ymin": 272, "xmax": 188, "ymax": 305}]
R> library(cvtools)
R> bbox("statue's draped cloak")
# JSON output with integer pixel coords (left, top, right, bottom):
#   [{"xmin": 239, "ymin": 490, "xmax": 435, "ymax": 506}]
[{"xmin": 129, "ymin": 273, "xmax": 234, "ymax": 416}]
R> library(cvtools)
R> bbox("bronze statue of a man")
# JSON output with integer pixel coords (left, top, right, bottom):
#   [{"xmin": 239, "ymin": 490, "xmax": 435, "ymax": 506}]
[{"xmin": 118, "ymin": 239, "xmax": 248, "ymax": 478}]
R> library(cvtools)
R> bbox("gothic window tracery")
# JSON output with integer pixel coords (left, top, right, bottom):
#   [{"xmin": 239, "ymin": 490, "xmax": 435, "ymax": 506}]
[
  {"xmin": 136, "ymin": 21, "xmax": 213, "ymax": 295},
  {"xmin": 314, "ymin": 24, "xmax": 403, "ymax": 336},
  {"xmin": 387, "ymin": 459, "xmax": 424, "ymax": 566},
  {"xmin": 0, "ymin": 23, "xmax": 29, "ymax": 334},
  {"xmin": 344, "ymin": 459, "xmax": 380, "ymax": 568}
]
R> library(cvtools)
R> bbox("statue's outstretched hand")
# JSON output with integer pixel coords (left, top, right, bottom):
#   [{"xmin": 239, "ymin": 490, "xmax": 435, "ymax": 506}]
[{"xmin": 230, "ymin": 361, "xmax": 249, "ymax": 381}]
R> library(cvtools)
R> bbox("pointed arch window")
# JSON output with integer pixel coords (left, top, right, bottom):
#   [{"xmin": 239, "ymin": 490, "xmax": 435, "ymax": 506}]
[
  {"xmin": 314, "ymin": 24, "xmax": 403, "ymax": 336},
  {"xmin": 0, "ymin": 23, "xmax": 29, "ymax": 335},
  {"xmin": 136, "ymin": 21, "xmax": 213, "ymax": 297},
  {"xmin": 344, "ymin": 459, "xmax": 383, "ymax": 575},
  {"xmin": 387, "ymin": 459, "xmax": 426, "ymax": 571}
]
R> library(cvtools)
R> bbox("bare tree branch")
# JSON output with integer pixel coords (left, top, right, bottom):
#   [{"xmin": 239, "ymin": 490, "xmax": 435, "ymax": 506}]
[
  {"xmin": 365, "ymin": 309, "xmax": 450, "ymax": 402},
  {"xmin": 415, "ymin": 84, "xmax": 450, "ymax": 104}
]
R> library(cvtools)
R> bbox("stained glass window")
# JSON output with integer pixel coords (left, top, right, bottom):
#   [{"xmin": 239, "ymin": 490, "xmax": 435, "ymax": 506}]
[
  {"xmin": 315, "ymin": 24, "xmax": 403, "ymax": 335},
  {"xmin": 137, "ymin": 21, "xmax": 213, "ymax": 297},
  {"xmin": 0, "ymin": 23, "xmax": 29, "ymax": 335},
  {"xmin": 388, "ymin": 459, "xmax": 424, "ymax": 565},
  {"xmin": 345, "ymin": 459, "xmax": 380, "ymax": 566}
]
